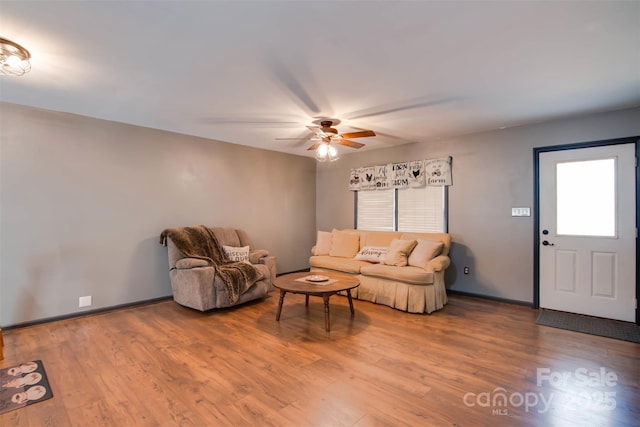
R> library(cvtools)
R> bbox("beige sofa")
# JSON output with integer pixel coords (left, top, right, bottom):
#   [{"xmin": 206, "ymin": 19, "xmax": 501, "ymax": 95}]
[
  {"xmin": 161, "ymin": 227, "xmax": 276, "ymax": 311},
  {"xmin": 309, "ymin": 229, "xmax": 451, "ymax": 313}
]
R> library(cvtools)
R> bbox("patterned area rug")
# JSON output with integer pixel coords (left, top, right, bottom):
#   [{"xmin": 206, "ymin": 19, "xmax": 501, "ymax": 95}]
[
  {"xmin": 0, "ymin": 360, "xmax": 53, "ymax": 414},
  {"xmin": 537, "ymin": 310, "xmax": 640, "ymax": 343}
]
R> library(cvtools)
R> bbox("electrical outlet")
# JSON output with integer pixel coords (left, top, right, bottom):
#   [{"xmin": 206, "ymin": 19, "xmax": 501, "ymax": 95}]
[
  {"xmin": 464, "ymin": 267, "xmax": 470, "ymax": 274},
  {"xmin": 79, "ymin": 296, "xmax": 92, "ymax": 308}
]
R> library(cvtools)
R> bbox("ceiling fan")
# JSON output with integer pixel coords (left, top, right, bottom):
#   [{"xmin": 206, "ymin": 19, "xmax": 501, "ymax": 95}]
[{"xmin": 277, "ymin": 119, "xmax": 376, "ymax": 151}]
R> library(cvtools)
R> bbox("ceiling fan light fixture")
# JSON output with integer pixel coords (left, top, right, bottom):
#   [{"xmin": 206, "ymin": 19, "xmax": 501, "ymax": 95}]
[
  {"xmin": 315, "ymin": 142, "xmax": 329, "ymax": 161},
  {"xmin": 328, "ymin": 146, "xmax": 339, "ymax": 162},
  {"xmin": 0, "ymin": 37, "xmax": 31, "ymax": 76},
  {"xmin": 315, "ymin": 142, "xmax": 339, "ymax": 162}
]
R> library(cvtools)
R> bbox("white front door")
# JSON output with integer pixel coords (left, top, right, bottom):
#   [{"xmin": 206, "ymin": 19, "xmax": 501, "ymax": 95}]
[{"xmin": 539, "ymin": 143, "xmax": 636, "ymax": 322}]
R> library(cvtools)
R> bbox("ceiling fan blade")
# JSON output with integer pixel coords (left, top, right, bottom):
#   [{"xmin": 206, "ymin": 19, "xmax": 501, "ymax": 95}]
[
  {"xmin": 275, "ymin": 137, "xmax": 314, "ymax": 140},
  {"xmin": 336, "ymin": 139, "xmax": 365, "ymax": 149},
  {"xmin": 306, "ymin": 125, "xmax": 327, "ymax": 137},
  {"xmin": 307, "ymin": 142, "xmax": 322, "ymax": 151},
  {"xmin": 345, "ymin": 96, "xmax": 461, "ymax": 120},
  {"xmin": 202, "ymin": 118, "xmax": 300, "ymax": 126},
  {"xmin": 265, "ymin": 56, "xmax": 321, "ymax": 115},
  {"xmin": 340, "ymin": 130, "xmax": 376, "ymax": 139}
]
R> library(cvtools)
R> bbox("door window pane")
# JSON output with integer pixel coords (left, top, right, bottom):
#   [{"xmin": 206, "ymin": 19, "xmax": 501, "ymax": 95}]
[{"xmin": 556, "ymin": 158, "xmax": 616, "ymax": 237}]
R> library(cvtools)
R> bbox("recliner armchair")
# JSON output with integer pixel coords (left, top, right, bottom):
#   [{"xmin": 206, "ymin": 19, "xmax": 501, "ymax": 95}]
[{"xmin": 162, "ymin": 227, "xmax": 276, "ymax": 311}]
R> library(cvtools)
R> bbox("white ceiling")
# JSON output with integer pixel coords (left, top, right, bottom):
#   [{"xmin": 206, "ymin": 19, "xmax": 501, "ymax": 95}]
[{"xmin": 1, "ymin": 1, "xmax": 639, "ymax": 158}]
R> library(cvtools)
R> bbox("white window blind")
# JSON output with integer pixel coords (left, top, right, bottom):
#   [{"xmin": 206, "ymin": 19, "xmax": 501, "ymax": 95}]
[
  {"xmin": 356, "ymin": 189, "xmax": 394, "ymax": 231},
  {"xmin": 357, "ymin": 186, "xmax": 447, "ymax": 232},
  {"xmin": 398, "ymin": 187, "xmax": 445, "ymax": 232}
]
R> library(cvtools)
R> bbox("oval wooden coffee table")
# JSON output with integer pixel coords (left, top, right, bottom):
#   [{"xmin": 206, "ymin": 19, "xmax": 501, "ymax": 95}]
[{"xmin": 273, "ymin": 271, "xmax": 359, "ymax": 332}]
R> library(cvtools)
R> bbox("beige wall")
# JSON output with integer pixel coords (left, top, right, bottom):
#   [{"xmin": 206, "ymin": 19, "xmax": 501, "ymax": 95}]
[
  {"xmin": 2, "ymin": 103, "xmax": 638, "ymax": 326},
  {"xmin": 0, "ymin": 102, "xmax": 317, "ymax": 326},
  {"xmin": 317, "ymin": 107, "xmax": 640, "ymax": 303}
]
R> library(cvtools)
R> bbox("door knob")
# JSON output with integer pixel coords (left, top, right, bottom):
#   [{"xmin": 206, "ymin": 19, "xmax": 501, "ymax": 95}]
[{"xmin": 542, "ymin": 240, "xmax": 554, "ymax": 246}]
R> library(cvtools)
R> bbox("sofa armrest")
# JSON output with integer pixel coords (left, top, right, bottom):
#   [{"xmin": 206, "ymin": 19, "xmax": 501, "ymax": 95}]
[
  {"xmin": 249, "ymin": 249, "xmax": 269, "ymax": 264},
  {"xmin": 257, "ymin": 255, "xmax": 277, "ymax": 283},
  {"xmin": 175, "ymin": 258, "xmax": 210, "ymax": 269},
  {"xmin": 427, "ymin": 255, "xmax": 450, "ymax": 272}
]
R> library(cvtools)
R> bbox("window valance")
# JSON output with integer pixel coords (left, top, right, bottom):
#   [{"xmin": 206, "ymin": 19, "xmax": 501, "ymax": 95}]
[{"xmin": 349, "ymin": 156, "xmax": 452, "ymax": 191}]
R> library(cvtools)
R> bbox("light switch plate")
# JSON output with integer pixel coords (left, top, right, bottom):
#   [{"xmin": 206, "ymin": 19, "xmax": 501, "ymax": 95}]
[{"xmin": 511, "ymin": 207, "xmax": 531, "ymax": 217}]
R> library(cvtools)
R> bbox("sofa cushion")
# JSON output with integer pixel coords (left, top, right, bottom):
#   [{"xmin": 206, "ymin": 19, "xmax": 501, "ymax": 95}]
[
  {"xmin": 313, "ymin": 230, "xmax": 332, "ymax": 255},
  {"xmin": 353, "ymin": 246, "xmax": 388, "ymax": 263},
  {"xmin": 309, "ymin": 255, "xmax": 371, "ymax": 274},
  {"xmin": 363, "ymin": 231, "xmax": 402, "ymax": 248},
  {"xmin": 361, "ymin": 264, "xmax": 434, "ymax": 286},
  {"xmin": 383, "ymin": 239, "xmax": 417, "ymax": 267},
  {"xmin": 252, "ymin": 263, "xmax": 268, "ymax": 280},
  {"xmin": 211, "ymin": 227, "xmax": 242, "ymax": 247},
  {"xmin": 408, "ymin": 239, "xmax": 444, "ymax": 269},
  {"xmin": 235, "ymin": 229, "xmax": 255, "ymax": 249},
  {"xmin": 329, "ymin": 230, "xmax": 360, "ymax": 258}
]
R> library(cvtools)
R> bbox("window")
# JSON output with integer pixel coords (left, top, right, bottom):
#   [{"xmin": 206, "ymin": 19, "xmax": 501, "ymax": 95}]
[
  {"xmin": 398, "ymin": 187, "xmax": 446, "ymax": 232},
  {"xmin": 556, "ymin": 158, "xmax": 616, "ymax": 237},
  {"xmin": 356, "ymin": 186, "xmax": 447, "ymax": 232},
  {"xmin": 356, "ymin": 189, "xmax": 394, "ymax": 231}
]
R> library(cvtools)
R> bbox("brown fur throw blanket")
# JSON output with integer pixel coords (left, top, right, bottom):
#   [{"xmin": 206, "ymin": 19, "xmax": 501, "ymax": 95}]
[{"xmin": 159, "ymin": 226, "xmax": 259, "ymax": 304}]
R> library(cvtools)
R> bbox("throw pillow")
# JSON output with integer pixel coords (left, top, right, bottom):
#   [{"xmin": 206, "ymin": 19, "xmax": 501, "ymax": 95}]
[
  {"xmin": 408, "ymin": 239, "xmax": 444, "ymax": 269},
  {"xmin": 329, "ymin": 230, "xmax": 360, "ymax": 258},
  {"xmin": 353, "ymin": 246, "xmax": 389, "ymax": 263},
  {"xmin": 383, "ymin": 239, "xmax": 417, "ymax": 267},
  {"xmin": 222, "ymin": 245, "xmax": 250, "ymax": 263},
  {"xmin": 313, "ymin": 230, "xmax": 332, "ymax": 256}
]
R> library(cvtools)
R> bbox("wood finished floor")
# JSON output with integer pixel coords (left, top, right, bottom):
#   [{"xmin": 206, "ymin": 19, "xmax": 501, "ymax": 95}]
[{"xmin": 1, "ymin": 294, "xmax": 638, "ymax": 427}]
